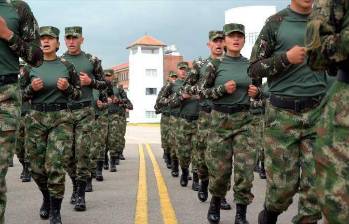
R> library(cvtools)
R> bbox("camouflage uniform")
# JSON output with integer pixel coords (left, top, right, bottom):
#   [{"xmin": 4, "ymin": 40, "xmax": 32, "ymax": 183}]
[
  {"xmin": 0, "ymin": 1, "xmax": 43, "ymax": 222},
  {"xmin": 306, "ymin": 1, "xmax": 349, "ymax": 223},
  {"xmin": 249, "ymin": 6, "xmax": 328, "ymax": 223}
]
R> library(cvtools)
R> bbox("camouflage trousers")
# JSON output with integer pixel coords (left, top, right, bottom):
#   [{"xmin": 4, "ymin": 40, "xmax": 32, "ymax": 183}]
[
  {"xmin": 206, "ymin": 110, "xmax": 255, "ymax": 204},
  {"xmin": 196, "ymin": 111, "xmax": 211, "ymax": 181},
  {"xmin": 176, "ymin": 117, "xmax": 197, "ymax": 171},
  {"xmin": 168, "ymin": 115, "xmax": 179, "ymax": 161},
  {"xmin": 26, "ymin": 109, "xmax": 73, "ymax": 198},
  {"xmin": 119, "ymin": 115, "xmax": 127, "ymax": 155},
  {"xmin": 160, "ymin": 115, "xmax": 171, "ymax": 154},
  {"xmin": 314, "ymin": 81, "xmax": 349, "ymax": 224},
  {"xmin": 107, "ymin": 113, "xmax": 125, "ymax": 158},
  {"xmin": 264, "ymin": 100, "xmax": 322, "ymax": 223},
  {"xmin": 0, "ymin": 83, "xmax": 20, "ymax": 224},
  {"xmin": 90, "ymin": 110, "xmax": 108, "ymax": 171},
  {"xmin": 15, "ymin": 116, "xmax": 28, "ymax": 163},
  {"xmin": 249, "ymin": 114, "xmax": 265, "ymax": 163},
  {"xmin": 63, "ymin": 106, "xmax": 94, "ymax": 183}
]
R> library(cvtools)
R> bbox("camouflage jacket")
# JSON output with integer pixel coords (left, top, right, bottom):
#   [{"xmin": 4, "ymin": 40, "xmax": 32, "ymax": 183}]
[
  {"xmin": 157, "ymin": 81, "xmax": 175, "ymax": 107},
  {"xmin": 20, "ymin": 57, "xmax": 81, "ymax": 102},
  {"xmin": 200, "ymin": 58, "xmax": 227, "ymax": 99},
  {"xmin": 306, "ymin": 0, "xmax": 349, "ymax": 72},
  {"xmin": 181, "ymin": 57, "xmax": 210, "ymax": 95},
  {"xmin": 154, "ymin": 83, "xmax": 169, "ymax": 114},
  {"xmin": 118, "ymin": 87, "xmax": 133, "ymax": 110},
  {"xmin": 5, "ymin": 0, "xmax": 43, "ymax": 67}
]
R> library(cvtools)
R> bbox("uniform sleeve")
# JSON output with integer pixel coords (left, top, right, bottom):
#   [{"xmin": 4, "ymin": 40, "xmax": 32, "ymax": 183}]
[
  {"xmin": 119, "ymin": 89, "xmax": 133, "ymax": 110},
  {"xmin": 63, "ymin": 63, "xmax": 81, "ymax": 100},
  {"xmin": 182, "ymin": 61, "xmax": 201, "ymax": 95},
  {"xmin": 249, "ymin": 15, "xmax": 291, "ymax": 79},
  {"xmin": 20, "ymin": 65, "xmax": 35, "ymax": 101},
  {"xmin": 90, "ymin": 57, "xmax": 108, "ymax": 90},
  {"xmin": 154, "ymin": 85, "xmax": 166, "ymax": 113},
  {"xmin": 200, "ymin": 61, "xmax": 226, "ymax": 99},
  {"xmin": 8, "ymin": 1, "xmax": 43, "ymax": 67},
  {"xmin": 157, "ymin": 82, "xmax": 173, "ymax": 107}
]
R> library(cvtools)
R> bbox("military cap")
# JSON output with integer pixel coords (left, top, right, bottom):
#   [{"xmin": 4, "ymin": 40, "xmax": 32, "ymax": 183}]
[
  {"xmin": 209, "ymin": 30, "xmax": 224, "ymax": 41},
  {"xmin": 177, "ymin": 61, "xmax": 189, "ymax": 69},
  {"xmin": 168, "ymin": 71, "xmax": 177, "ymax": 78},
  {"xmin": 104, "ymin": 69, "xmax": 114, "ymax": 76},
  {"xmin": 65, "ymin": 26, "xmax": 82, "ymax": 37},
  {"xmin": 39, "ymin": 26, "xmax": 60, "ymax": 38},
  {"xmin": 223, "ymin": 23, "xmax": 245, "ymax": 36}
]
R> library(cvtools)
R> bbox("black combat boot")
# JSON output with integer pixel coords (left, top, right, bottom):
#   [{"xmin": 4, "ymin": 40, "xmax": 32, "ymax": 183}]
[
  {"xmin": 119, "ymin": 153, "xmax": 125, "ymax": 160},
  {"xmin": 171, "ymin": 159, "xmax": 179, "ymax": 177},
  {"xmin": 19, "ymin": 159, "xmax": 25, "ymax": 179},
  {"xmin": 50, "ymin": 197, "xmax": 63, "ymax": 224},
  {"xmin": 207, "ymin": 196, "xmax": 221, "ymax": 224},
  {"xmin": 259, "ymin": 161, "xmax": 266, "ymax": 179},
  {"xmin": 165, "ymin": 152, "xmax": 172, "ymax": 169},
  {"xmin": 110, "ymin": 157, "xmax": 117, "ymax": 172},
  {"xmin": 39, "ymin": 190, "xmax": 50, "ymax": 220},
  {"xmin": 22, "ymin": 162, "xmax": 31, "ymax": 182},
  {"xmin": 254, "ymin": 158, "xmax": 260, "ymax": 173},
  {"xmin": 104, "ymin": 151, "xmax": 109, "ymax": 170},
  {"xmin": 258, "ymin": 207, "xmax": 280, "ymax": 224},
  {"xmin": 115, "ymin": 153, "xmax": 120, "ymax": 165},
  {"xmin": 85, "ymin": 177, "xmax": 93, "ymax": 192},
  {"xmin": 96, "ymin": 161, "xmax": 104, "ymax": 181},
  {"xmin": 192, "ymin": 172, "xmax": 200, "ymax": 191},
  {"xmin": 180, "ymin": 168, "xmax": 189, "ymax": 187},
  {"xmin": 91, "ymin": 170, "xmax": 96, "ymax": 179},
  {"xmin": 70, "ymin": 177, "xmax": 77, "ymax": 204},
  {"xmin": 235, "ymin": 204, "xmax": 249, "ymax": 224},
  {"xmin": 198, "ymin": 179, "xmax": 209, "ymax": 202},
  {"xmin": 220, "ymin": 197, "xmax": 232, "ymax": 210},
  {"xmin": 74, "ymin": 180, "xmax": 87, "ymax": 211}
]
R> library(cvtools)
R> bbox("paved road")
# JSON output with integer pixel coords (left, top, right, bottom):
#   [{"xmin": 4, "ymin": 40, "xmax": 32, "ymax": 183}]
[{"xmin": 5, "ymin": 125, "xmax": 322, "ymax": 224}]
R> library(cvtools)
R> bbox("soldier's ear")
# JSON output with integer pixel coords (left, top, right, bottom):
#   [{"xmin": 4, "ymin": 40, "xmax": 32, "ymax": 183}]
[
  {"xmin": 81, "ymin": 37, "xmax": 85, "ymax": 44},
  {"xmin": 56, "ymin": 40, "xmax": 60, "ymax": 52}
]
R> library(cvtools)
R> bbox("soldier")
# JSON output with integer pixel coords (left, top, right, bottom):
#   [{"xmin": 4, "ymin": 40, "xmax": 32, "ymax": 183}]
[
  {"xmin": 249, "ymin": 1, "xmax": 327, "ymax": 223},
  {"xmin": 62, "ymin": 26, "xmax": 107, "ymax": 211},
  {"xmin": 21, "ymin": 26, "xmax": 80, "ymax": 224},
  {"xmin": 155, "ymin": 71, "xmax": 177, "ymax": 169},
  {"xmin": 107, "ymin": 76, "xmax": 133, "ymax": 171},
  {"xmin": 90, "ymin": 69, "xmax": 112, "ymax": 182},
  {"xmin": 306, "ymin": 1, "xmax": 349, "ymax": 223},
  {"xmin": 0, "ymin": 0, "xmax": 43, "ymax": 222}
]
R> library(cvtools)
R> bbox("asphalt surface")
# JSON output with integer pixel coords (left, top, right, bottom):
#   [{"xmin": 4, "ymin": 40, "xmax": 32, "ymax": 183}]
[{"xmin": 5, "ymin": 125, "xmax": 323, "ymax": 224}]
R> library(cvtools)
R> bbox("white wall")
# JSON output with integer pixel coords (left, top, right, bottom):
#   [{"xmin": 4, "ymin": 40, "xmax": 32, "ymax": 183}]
[
  {"xmin": 225, "ymin": 6, "xmax": 276, "ymax": 59},
  {"xmin": 128, "ymin": 45, "xmax": 164, "ymax": 123}
]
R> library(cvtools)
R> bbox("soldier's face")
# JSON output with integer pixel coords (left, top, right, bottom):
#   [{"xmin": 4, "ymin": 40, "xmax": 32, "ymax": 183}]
[
  {"xmin": 65, "ymin": 36, "xmax": 84, "ymax": 54},
  {"xmin": 177, "ymin": 68, "xmax": 187, "ymax": 79},
  {"xmin": 208, "ymin": 38, "xmax": 224, "ymax": 57},
  {"xmin": 224, "ymin": 32, "xmax": 245, "ymax": 53},
  {"xmin": 292, "ymin": 0, "xmax": 313, "ymax": 11},
  {"xmin": 40, "ymin": 36, "xmax": 59, "ymax": 54}
]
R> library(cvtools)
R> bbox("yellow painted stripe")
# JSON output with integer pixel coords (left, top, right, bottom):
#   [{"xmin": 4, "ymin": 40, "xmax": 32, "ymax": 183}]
[
  {"xmin": 135, "ymin": 144, "xmax": 148, "ymax": 224},
  {"xmin": 145, "ymin": 144, "xmax": 178, "ymax": 224}
]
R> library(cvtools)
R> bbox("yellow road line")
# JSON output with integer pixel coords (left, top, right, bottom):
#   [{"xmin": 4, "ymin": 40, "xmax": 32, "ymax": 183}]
[
  {"xmin": 145, "ymin": 144, "xmax": 178, "ymax": 224},
  {"xmin": 135, "ymin": 144, "xmax": 148, "ymax": 224}
]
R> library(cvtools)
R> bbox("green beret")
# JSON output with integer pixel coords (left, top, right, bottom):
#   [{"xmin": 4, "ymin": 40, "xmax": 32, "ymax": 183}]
[
  {"xmin": 39, "ymin": 26, "xmax": 60, "ymax": 38},
  {"xmin": 168, "ymin": 71, "xmax": 177, "ymax": 78},
  {"xmin": 223, "ymin": 23, "xmax": 245, "ymax": 36},
  {"xmin": 209, "ymin": 30, "xmax": 224, "ymax": 41},
  {"xmin": 177, "ymin": 61, "xmax": 189, "ymax": 69},
  {"xmin": 65, "ymin": 26, "xmax": 82, "ymax": 37}
]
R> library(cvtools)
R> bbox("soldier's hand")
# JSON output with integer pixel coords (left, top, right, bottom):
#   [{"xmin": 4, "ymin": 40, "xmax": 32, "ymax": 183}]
[
  {"xmin": 0, "ymin": 16, "xmax": 14, "ymax": 41},
  {"xmin": 80, "ymin": 72, "xmax": 92, "ymax": 86},
  {"xmin": 107, "ymin": 97, "xmax": 112, "ymax": 104},
  {"xmin": 57, "ymin": 78, "xmax": 69, "ymax": 90},
  {"xmin": 248, "ymin": 85, "xmax": 259, "ymax": 98},
  {"xmin": 96, "ymin": 100, "xmax": 104, "ymax": 108},
  {"xmin": 112, "ymin": 97, "xmax": 120, "ymax": 104},
  {"xmin": 182, "ymin": 93, "xmax": 191, "ymax": 99},
  {"xmin": 31, "ymin": 78, "xmax": 44, "ymax": 91},
  {"xmin": 224, "ymin": 80, "xmax": 236, "ymax": 94},
  {"xmin": 287, "ymin": 45, "xmax": 306, "ymax": 64}
]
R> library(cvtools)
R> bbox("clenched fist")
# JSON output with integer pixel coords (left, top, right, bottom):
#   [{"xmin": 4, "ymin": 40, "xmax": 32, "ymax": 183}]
[
  {"xmin": 224, "ymin": 80, "xmax": 236, "ymax": 94},
  {"xmin": 31, "ymin": 78, "xmax": 44, "ymax": 91},
  {"xmin": 287, "ymin": 45, "xmax": 306, "ymax": 65},
  {"xmin": 57, "ymin": 78, "xmax": 69, "ymax": 90}
]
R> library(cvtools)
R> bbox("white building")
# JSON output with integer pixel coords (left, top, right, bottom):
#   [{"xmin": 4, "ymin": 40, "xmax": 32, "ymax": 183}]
[
  {"xmin": 225, "ymin": 6, "xmax": 277, "ymax": 58},
  {"xmin": 126, "ymin": 35, "xmax": 166, "ymax": 123}
]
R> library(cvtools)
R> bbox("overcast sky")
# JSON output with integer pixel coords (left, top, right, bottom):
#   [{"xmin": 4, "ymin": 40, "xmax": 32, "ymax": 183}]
[{"xmin": 26, "ymin": 0, "xmax": 289, "ymax": 68}]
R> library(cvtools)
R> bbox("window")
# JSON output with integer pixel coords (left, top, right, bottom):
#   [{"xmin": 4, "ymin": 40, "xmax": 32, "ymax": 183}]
[
  {"xmin": 145, "ymin": 88, "xmax": 157, "ymax": 95},
  {"xmin": 145, "ymin": 69, "xmax": 157, "ymax": 78},
  {"xmin": 141, "ymin": 47, "xmax": 159, "ymax": 54},
  {"xmin": 145, "ymin": 111, "xmax": 157, "ymax": 118},
  {"xmin": 248, "ymin": 32, "xmax": 259, "ymax": 44}
]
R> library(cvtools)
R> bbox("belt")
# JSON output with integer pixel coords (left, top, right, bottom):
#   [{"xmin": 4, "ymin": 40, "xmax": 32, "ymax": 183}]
[
  {"xmin": 170, "ymin": 112, "xmax": 179, "ymax": 117},
  {"xmin": 179, "ymin": 114, "xmax": 198, "ymax": 122},
  {"xmin": 337, "ymin": 69, "xmax": 349, "ymax": 84},
  {"xmin": 68, "ymin": 101, "xmax": 91, "ymax": 110},
  {"xmin": 270, "ymin": 94, "xmax": 323, "ymax": 113},
  {"xmin": 0, "ymin": 73, "xmax": 18, "ymax": 86},
  {"xmin": 162, "ymin": 112, "xmax": 170, "ymax": 116},
  {"xmin": 213, "ymin": 104, "xmax": 249, "ymax": 114},
  {"xmin": 31, "ymin": 103, "xmax": 68, "ymax": 112},
  {"xmin": 199, "ymin": 105, "xmax": 212, "ymax": 113}
]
